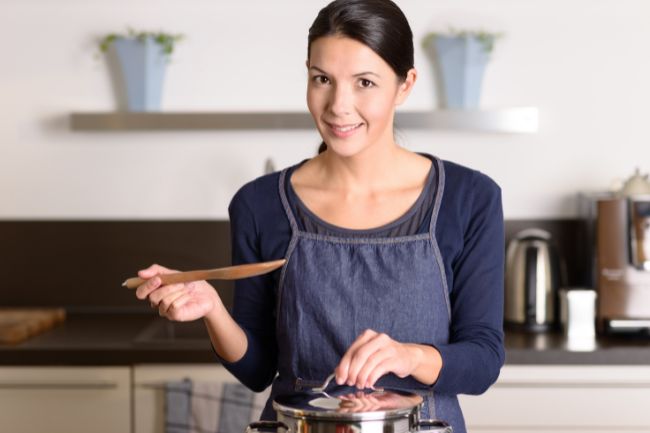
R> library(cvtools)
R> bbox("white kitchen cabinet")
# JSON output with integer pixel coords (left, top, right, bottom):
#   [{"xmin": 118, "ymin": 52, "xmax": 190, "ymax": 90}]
[
  {"xmin": 133, "ymin": 363, "xmax": 266, "ymax": 433},
  {"xmin": 459, "ymin": 365, "xmax": 650, "ymax": 433},
  {"xmin": 0, "ymin": 366, "xmax": 130, "ymax": 433}
]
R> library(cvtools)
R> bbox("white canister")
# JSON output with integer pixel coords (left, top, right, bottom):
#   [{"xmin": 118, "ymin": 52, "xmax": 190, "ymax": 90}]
[{"xmin": 559, "ymin": 289, "xmax": 597, "ymax": 351}]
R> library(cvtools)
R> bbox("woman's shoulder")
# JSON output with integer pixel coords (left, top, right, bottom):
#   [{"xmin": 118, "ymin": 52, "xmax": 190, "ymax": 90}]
[
  {"xmin": 441, "ymin": 159, "xmax": 501, "ymax": 197},
  {"xmin": 229, "ymin": 171, "xmax": 284, "ymax": 217},
  {"xmin": 231, "ymin": 171, "xmax": 280, "ymax": 201},
  {"xmin": 435, "ymin": 159, "xmax": 503, "ymax": 244},
  {"xmin": 436, "ymin": 158, "xmax": 502, "ymax": 228}
]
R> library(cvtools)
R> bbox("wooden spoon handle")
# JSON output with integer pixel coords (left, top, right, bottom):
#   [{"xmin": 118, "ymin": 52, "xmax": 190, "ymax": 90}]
[{"xmin": 122, "ymin": 259, "xmax": 286, "ymax": 289}]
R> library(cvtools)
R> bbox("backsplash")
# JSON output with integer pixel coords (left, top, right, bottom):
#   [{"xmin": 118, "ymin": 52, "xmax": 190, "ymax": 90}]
[{"xmin": 0, "ymin": 219, "xmax": 590, "ymax": 311}]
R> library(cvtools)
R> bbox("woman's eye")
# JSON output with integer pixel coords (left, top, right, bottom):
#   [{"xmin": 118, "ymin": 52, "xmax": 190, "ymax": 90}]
[
  {"xmin": 313, "ymin": 75, "xmax": 330, "ymax": 85},
  {"xmin": 359, "ymin": 78, "xmax": 375, "ymax": 88}
]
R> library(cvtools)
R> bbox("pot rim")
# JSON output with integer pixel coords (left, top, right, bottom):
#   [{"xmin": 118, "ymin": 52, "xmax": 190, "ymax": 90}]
[{"xmin": 272, "ymin": 390, "xmax": 423, "ymax": 421}]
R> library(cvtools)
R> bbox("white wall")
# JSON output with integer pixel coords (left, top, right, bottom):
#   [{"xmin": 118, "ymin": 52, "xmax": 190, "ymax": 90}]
[{"xmin": 1, "ymin": 0, "xmax": 648, "ymax": 219}]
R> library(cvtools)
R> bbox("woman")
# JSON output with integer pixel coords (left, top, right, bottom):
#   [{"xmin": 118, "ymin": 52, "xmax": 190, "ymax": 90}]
[{"xmin": 135, "ymin": 1, "xmax": 505, "ymax": 431}]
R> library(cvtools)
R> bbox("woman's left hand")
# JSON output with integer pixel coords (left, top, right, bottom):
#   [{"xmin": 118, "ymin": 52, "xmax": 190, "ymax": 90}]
[{"xmin": 334, "ymin": 329, "xmax": 439, "ymax": 389}]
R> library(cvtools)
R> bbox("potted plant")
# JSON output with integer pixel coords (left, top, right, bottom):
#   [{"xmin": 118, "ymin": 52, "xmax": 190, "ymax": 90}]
[
  {"xmin": 422, "ymin": 29, "xmax": 502, "ymax": 109},
  {"xmin": 99, "ymin": 28, "xmax": 183, "ymax": 112}
]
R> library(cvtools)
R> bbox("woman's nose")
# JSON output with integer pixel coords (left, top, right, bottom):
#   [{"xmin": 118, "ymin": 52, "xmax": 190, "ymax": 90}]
[{"xmin": 328, "ymin": 85, "xmax": 353, "ymax": 116}]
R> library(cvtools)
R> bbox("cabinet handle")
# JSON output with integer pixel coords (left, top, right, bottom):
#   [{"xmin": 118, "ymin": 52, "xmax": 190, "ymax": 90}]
[{"xmin": 0, "ymin": 381, "xmax": 118, "ymax": 390}]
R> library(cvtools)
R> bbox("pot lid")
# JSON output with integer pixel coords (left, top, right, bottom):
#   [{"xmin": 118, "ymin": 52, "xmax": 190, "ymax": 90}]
[{"xmin": 273, "ymin": 388, "xmax": 423, "ymax": 421}]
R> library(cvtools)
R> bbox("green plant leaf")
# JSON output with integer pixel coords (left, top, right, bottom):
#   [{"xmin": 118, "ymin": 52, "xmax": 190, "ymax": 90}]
[{"xmin": 97, "ymin": 28, "xmax": 184, "ymax": 59}]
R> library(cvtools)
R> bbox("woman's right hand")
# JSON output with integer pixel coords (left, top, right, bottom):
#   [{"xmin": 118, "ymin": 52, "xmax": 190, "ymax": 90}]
[{"xmin": 134, "ymin": 264, "xmax": 222, "ymax": 322}]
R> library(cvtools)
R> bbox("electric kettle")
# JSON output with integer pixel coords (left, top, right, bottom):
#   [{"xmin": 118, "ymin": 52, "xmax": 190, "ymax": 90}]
[{"xmin": 505, "ymin": 228, "xmax": 562, "ymax": 331}]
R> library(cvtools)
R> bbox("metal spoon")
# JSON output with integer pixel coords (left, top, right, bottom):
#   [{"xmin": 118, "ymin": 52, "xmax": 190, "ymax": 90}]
[
  {"xmin": 312, "ymin": 373, "xmax": 336, "ymax": 393},
  {"xmin": 312, "ymin": 373, "xmax": 384, "ymax": 394}
]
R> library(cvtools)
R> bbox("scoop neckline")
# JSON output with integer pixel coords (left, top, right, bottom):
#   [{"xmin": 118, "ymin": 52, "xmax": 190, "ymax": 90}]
[{"xmin": 286, "ymin": 154, "xmax": 436, "ymax": 235}]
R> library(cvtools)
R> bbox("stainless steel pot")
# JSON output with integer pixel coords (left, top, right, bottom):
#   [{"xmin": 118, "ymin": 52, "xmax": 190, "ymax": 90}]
[{"xmin": 246, "ymin": 389, "xmax": 452, "ymax": 433}]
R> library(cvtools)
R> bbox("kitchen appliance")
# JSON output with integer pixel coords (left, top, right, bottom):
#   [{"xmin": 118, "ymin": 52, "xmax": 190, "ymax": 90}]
[
  {"xmin": 246, "ymin": 388, "xmax": 452, "ymax": 433},
  {"xmin": 505, "ymin": 228, "xmax": 562, "ymax": 331},
  {"xmin": 590, "ymin": 196, "xmax": 650, "ymax": 334}
]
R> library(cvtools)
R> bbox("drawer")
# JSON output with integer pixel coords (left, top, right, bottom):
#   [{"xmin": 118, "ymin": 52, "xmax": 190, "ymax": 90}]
[
  {"xmin": 459, "ymin": 365, "xmax": 650, "ymax": 431},
  {"xmin": 0, "ymin": 366, "xmax": 130, "ymax": 433}
]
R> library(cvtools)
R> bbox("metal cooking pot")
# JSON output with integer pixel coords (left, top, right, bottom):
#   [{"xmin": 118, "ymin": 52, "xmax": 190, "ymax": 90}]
[{"xmin": 246, "ymin": 388, "xmax": 452, "ymax": 433}]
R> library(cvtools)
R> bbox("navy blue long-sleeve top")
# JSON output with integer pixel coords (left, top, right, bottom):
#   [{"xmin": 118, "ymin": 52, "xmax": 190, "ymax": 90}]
[{"xmin": 222, "ymin": 156, "xmax": 505, "ymax": 397}]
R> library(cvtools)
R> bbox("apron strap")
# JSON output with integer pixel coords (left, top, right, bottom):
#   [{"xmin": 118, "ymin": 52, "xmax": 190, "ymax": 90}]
[
  {"xmin": 429, "ymin": 156, "xmax": 446, "ymax": 235},
  {"xmin": 278, "ymin": 168, "xmax": 299, "ymax": 234},
  {"xmin": 428, "ymin": 157, "xmax": 452, "ymax": 322}
]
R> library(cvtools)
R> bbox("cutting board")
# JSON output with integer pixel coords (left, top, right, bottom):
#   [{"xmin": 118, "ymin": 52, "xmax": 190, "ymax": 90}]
[{"xmin": 0, "ymin": 308, "xmax": 66, "ymax": 345}]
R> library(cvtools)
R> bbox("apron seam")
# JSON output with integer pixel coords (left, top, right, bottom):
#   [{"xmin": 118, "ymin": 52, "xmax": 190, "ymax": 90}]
[
  {"xmin": 428, "ymin": 158, "xmax": 452, "ymax": 322},
  {"xmin": 276, "ymin": 168, "xmax": 299, "ymax": 334},
  {"xmin": 296, "ymin": 231, "xmax": 430, "ymax": 244}
]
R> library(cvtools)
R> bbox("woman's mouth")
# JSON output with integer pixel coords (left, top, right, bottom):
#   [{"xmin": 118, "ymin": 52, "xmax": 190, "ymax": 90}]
[{"xmin": 326, "ymin": 122, "xmax": 364, "ymax": 138}]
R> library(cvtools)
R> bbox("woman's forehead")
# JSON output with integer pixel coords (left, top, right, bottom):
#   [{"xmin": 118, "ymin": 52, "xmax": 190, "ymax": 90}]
[{"xmin": 308, "ymin": 35, "xmax": 390, "ymax": 76}]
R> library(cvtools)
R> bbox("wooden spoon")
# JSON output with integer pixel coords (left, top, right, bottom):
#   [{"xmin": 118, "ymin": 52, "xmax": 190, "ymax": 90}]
[{"xmin": 122, "ymin": 259, "xmax": 286, "ymax": 289}]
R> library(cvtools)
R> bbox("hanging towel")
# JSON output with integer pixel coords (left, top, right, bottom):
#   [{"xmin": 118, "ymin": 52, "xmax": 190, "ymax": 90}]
[{"xmin": 165, "ymin": 379, "xmax": 270, "ymax": 433}]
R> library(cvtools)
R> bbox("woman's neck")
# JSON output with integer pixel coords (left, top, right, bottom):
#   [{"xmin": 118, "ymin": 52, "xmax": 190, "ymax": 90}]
[{"xmin": 320, "ymin": 142, "xmax": 407, "ymax": 193}]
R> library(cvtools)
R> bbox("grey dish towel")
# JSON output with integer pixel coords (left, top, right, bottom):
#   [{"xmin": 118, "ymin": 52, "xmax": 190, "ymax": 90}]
[{"xmin": 165, "ymin": 379, "xmax": 270, "ymax": 433}]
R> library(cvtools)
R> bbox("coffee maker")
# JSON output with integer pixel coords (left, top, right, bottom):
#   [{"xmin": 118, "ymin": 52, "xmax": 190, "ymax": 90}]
[{"xmin": 582, "ymin": 194, "xmax": 650, "ymax": 334}]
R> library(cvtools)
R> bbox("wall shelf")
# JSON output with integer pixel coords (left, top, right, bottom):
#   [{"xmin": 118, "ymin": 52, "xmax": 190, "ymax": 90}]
[{"xmin": 69, "ymin": 107, "xmax": 538, "ymax": 133}]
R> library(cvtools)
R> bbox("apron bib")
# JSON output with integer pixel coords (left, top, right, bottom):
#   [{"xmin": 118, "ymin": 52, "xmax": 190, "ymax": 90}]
[{"xmin": 262, "ymin": 157, "xmax": 465, "ymax": 432}]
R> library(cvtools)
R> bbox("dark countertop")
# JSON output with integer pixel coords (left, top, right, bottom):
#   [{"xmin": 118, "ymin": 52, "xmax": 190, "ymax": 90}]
[
  {"xmin": 0, "ymin": 313, "xmax": 218, "ymax": 365},
  {"xmin": 505, "ymin": 328, "xmax": 650, "ymax": 364},
  {"xmin": 1, "ymin": 313, "xmax": 649, "ymax": 366}
]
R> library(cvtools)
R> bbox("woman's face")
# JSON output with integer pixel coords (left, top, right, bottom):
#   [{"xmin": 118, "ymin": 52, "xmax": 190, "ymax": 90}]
[{"xmin": 306, "ymin": 35, "xmax": 416, "ymax": 158}]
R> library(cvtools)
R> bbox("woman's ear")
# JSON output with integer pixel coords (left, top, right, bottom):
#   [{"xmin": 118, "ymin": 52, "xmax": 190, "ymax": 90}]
[{"xmin": 395, "ymin": 68, "xmax": 417, "ymax": 106}]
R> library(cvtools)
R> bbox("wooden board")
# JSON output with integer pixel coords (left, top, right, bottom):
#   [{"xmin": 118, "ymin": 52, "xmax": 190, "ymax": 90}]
[{"xmin": 0, "ymin": 308, "xmax": 66, "ymax": 345}]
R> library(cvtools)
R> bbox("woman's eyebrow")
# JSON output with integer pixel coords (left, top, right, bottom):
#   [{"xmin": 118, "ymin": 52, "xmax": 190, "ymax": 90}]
[
  {"xmin": 353, "ymin": 71, "xmax": 381, "ymax": 78},
  {"xmin": 309, "ymin": 65, "xmax": 380, "ymax": 78},
  {"xmin": 309, "ymin": 65, "xmax": 329, "ymax": 75}
]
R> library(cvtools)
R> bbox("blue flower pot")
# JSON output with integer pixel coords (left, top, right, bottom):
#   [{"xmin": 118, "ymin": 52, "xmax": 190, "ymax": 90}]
[
  {"xmin": 431, "ymin": 35, "xmax": 491, "ymax": 109},
  {"xmin": 112, "ymin": 37, "xmax": 167, "ymax": 112}
]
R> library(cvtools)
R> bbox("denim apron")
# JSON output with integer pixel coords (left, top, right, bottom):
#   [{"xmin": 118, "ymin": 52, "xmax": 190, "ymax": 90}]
[{"xmin": 262, "ymin": 157, "xmax": 465, "ymax": 433}]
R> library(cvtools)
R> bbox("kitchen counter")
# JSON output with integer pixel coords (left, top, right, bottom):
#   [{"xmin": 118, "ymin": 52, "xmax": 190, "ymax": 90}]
[
  {"xmin": 1, "ymin": 312, "xmax": 649, "ymax": 366},
  {"xmin": 0, "ymin": 313, "xmax": 218, "ymax": 365},
  {"xmin": 505, "ymin": 328, "xmax": 650, "ymax": 364}
]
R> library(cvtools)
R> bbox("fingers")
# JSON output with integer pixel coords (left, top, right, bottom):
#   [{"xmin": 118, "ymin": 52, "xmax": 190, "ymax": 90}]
[
  {"xmin": 336, "ymin": 330, "xmax": 416, "ymax": 389},
  {"xmin": 336, "ymin": 329, "xmax": 378, "ymax": 385},
  {"xmin": 134, "ymin": 264, "xmax": 178, "ymax": 300},
  {"xmin": 135, "ymin": 275, "xmax": 162, "ymax": 300},
  {"xmin": 158, "ymin": 291, "xmax": 192, "ymax": 319},
  {"xmin": 338, "ymin": 330, "xmax": 393, "ymax": 388},
  {"xmin": 131, "ymin": 264, "xmax": 218, "ymax": 324},
  {"xmin": 362, "ymin": 357, "xmax": 394, "ymax": 389},
  {"xmin": 148, "ymin": 282, "xmax": 186, "ymax": 306}
]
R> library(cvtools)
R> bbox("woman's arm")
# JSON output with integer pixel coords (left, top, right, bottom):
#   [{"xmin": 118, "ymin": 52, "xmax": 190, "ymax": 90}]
[
  {"xmin": 432, "ymin": 170, "xmax": 505, "ymax": 395},
  {"xmin": 135, "ymin": 268, "xmax": 248, "ymax": 362},
  {"xmin": 215, "ymin": 182, "xmax": 280, "ymax": 392}
]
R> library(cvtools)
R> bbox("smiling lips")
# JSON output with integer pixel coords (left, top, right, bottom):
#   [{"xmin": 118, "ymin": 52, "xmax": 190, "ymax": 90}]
[{"xmin": 326, "ymin": 121, "xmax": 364, "ymax": 138}]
